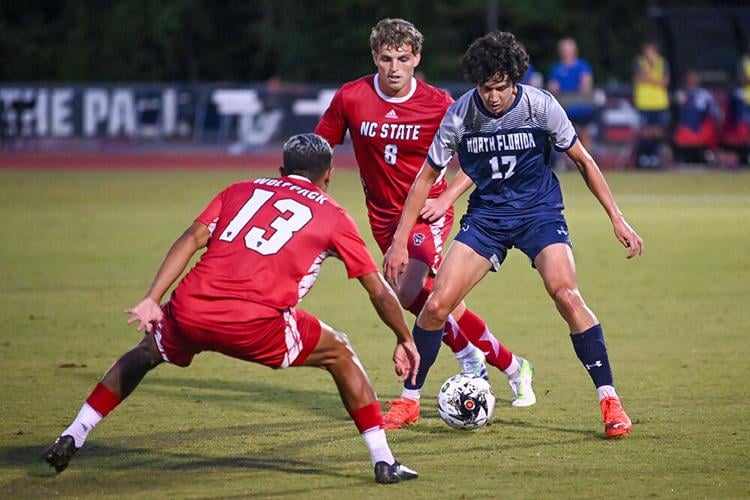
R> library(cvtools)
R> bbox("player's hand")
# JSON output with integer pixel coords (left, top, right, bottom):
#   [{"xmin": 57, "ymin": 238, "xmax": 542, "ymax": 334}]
[
  {"xmin": 383, "ymin": 243, "xmax": 409, "ymax": 289},
  {"xmin": 393, "ymin": 341, "xmax": 420, "ymax": 386},
  {"xmin": 420, "ymin": 197, "xmax": 450, "ymax": 223},
  {"xmin": 612, "ymin": 216, "xmax": 644, "ymax": 258},
  {"xmin": 124, "ymin": 297, "xmax": 163, "ymax": 333}
]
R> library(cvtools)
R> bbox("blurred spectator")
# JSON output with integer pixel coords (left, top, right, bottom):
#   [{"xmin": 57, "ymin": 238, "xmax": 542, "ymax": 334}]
[
  {"xmin": 547, "ymin": 38, "xmax": 595, "ymax": 150},
  {"xmin": 673, "ymin": 70, "xmax": 721, "ymax": 164},
  {"xmin": 739, "ymin": 43, "xmax": 750, "ymax": 115},
  {"xmin": 633, "ymin": 41, "xmax": 670, "ymax": 168},
  {"xmin": 726, "ymin": 44, "xmax": 750, "ymax": 163},
  {"xmin": 521, "ymin": 61, "xmax": 543, "ymax": 88}
]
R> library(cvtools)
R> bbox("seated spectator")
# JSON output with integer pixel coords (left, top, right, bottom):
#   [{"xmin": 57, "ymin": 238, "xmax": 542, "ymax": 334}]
[
  {"xmin": 548, "ymin": 38, "xmax": 595, "ymax": 150},
  {"xmin": 727, "ymin": 44, "xmax": 750, "ymax": 163},
  {"xmin": 673, "ymin": 70, "xmax": 721, "ymax": 164},
  {"xmin": 633, "ymin": 41, "xmax": 670, "ymax": 168},
  {"xmin": 521, "ymin": 60, "xmax": 543, "ymax": 88},
  {"xmin": 739, "ymin": 42, "xmax": 750, "ymax": 121}
]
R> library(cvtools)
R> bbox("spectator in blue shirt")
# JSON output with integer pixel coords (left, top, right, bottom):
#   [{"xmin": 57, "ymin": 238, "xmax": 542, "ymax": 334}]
[
  {"xmin": 548, "ymin": 38, "xmax": 595, "ymax": 150},
  {"xmin": 521, "ymin": 61, "xmax": 543, "ymax": 88},
  {"xmin": 673, "ymin": 70, "xmax": 721, "ymax": 164}
]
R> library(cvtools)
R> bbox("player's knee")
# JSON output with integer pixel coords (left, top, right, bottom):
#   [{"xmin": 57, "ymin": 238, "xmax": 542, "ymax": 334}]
[
  {"xmin": 324, "ymin": 331, "xmax": 356, "ymax": 367},
  {"xmin": 422, "ymin": 295, "xmax": 451, "ymax": 324},
  {"xmin": 136, "ymin": 335, "xmax": 164, "ymax": 368},
  {"xmin": 551, "ymin": 286, "xmax": 585, "ymax": 314}
]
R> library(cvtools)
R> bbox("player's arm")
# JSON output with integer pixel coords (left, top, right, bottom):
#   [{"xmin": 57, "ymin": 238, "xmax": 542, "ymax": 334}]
[
  {"xmin": 565, "ymin": 142, "xmax": 644, "ymax": 258},
  {"xmin": 314, "ymin": 87, "xmax": 348, "ymax": 148},
  {"xmin": 420, "ymin": 168, "xmax": 474, "ymax": 223},
  {"xmin": 125, "ymin": 221, "xmax": 211, "ymax": 332},
  {"xmin": 383, "ymin": 161, "xmax": 440, "ymax": 287},
  {"xmin": 357, "ymin": 272, "xmax": 420, "ymax": 385},
  {"xmin": 580, "ymin": 71, "xmax": 593, "ymax": 93}
]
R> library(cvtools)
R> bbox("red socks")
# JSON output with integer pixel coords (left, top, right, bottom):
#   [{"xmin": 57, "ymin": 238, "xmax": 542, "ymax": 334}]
[
  {"xmin": 455, "ymin": 309, "xmax": 513, "ymax": 370},
  {"xmin": 403, "ymin": 278, "xmax": 513, "ymax": 369},
  {"xmin": 349, "ymin": 402, "xmax": 384, "ymax": 433},
  {"xmin": 86, "ymin": 383, "xmax": 121, "ymax": 417}
]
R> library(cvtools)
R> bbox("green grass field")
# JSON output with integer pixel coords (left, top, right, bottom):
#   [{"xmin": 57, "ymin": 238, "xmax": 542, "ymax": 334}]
[{"xmin": 1, "ymin": 167, "xmax": 749, "ymax": 499}]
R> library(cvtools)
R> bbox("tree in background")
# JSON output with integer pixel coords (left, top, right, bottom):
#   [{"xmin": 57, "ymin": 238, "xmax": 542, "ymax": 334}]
[{"xmin": 0, "ymin": 0, "xmax": 724, "ymax": 84}]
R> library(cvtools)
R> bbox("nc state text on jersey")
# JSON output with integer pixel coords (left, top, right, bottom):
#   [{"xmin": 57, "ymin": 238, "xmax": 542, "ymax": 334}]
[
  {"xmin": 466, "ymin": 132, "xmax": 537, "ymax": 154},
  {"xmin": 359, "ymin": 121, "xmax": 422, "ymax": 141}
]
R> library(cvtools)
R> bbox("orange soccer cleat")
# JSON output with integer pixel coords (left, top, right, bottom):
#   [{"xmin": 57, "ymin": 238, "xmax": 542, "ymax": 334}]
[
  {"xmin": 600, "ymin": 396, "xmax": 632, "ymax": 438},
  {"xmin": 383, "ymin": 398, "xmax": 420, "ymax": 429}
]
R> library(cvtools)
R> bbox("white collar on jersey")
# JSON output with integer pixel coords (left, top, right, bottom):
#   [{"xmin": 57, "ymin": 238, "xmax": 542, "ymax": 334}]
[
  {"xmin": 286, "ymin": 174, "xmax": 313, "ymax": 183},
  {"xmin": 373, "ymin": 74, "xmax": 417, "ymax": 103}
]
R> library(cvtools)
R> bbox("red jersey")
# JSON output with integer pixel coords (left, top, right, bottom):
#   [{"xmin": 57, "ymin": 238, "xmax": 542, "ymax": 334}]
[
  {"xmin": 315, "ymin": 75, "xmax": 453, "ymax": 229},
  {"xmin": 170, "ymin": 175, "xmax": 377, "ymax": 334}
]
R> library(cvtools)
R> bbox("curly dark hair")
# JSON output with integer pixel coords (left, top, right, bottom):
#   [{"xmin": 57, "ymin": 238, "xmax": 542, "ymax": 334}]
[{"xmin": 461, "ymin": 31, "xmax": 529, "ymax": 85}]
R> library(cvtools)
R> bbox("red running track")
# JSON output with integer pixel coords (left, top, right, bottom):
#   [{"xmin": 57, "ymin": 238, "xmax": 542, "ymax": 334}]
[{"xmin": 0, "ymin": 151, "xmax": 359, "ymax": 170}]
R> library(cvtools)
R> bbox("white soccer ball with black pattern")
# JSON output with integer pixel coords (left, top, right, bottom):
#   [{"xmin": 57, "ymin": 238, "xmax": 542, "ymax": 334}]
[{"xmin": 437, "ymin": 374, "xmax": 496, "ymax": 430}]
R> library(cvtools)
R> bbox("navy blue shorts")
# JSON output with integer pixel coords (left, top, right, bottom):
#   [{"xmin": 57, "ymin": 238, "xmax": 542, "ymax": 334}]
[
  {"xmin": 454, "ymin": 212, "xmax": 572, "ymax": 271},
  {"xmin": 639, "ymin": 110, "xmax": 669, "ymax": 128}
]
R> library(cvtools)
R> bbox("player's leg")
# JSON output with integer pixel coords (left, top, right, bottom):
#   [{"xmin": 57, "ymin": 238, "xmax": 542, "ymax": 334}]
[
  {"xmin": 445, "ymin": 301, "xmax": 536, "ymax": 407},
  {"xmin": 428, "ymin": 215, "xmax": 535, "ymax": 406},
  {"xmin": 384, "ymin": 241, "xmax": 493, "ymax": 427},
  {"xmin": 534, "ymin": 242, "xmax": 632, "ymax": 438},
  {"xmin": 42, "ymin": 333, "xmax": 164, "ymax": 472},
  {"xmin": 397, "ymin": 216, "xmax": 488, "ymax": 379},
  {"xmin": 300, "ymin": 318, "xmax": 417, "ymax": 483},
  {"xmin": 400, "ymin": 257, "xmax": 533, "ymax": 404},
  {"xmin": 397, "ymin": 259, "xmax": 487, "ymax": 379}
]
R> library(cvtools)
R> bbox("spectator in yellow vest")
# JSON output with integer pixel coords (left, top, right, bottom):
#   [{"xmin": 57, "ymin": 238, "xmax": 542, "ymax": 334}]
[
  {"xmin": 739, "ymin": 44, "xmax": 750, "ymax": 107},
  {"xmin": 737, "ymin": 44, "xmax": 750, "ymax": 127},
  {"xmin": 633, "ymin": 41, "xmax": 670, "ymax": 168}
]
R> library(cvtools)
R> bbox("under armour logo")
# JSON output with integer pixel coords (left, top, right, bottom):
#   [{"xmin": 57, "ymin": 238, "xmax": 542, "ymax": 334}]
[
  {"xmin": 585, "ymin": 360, "xmax": 603, "ymax": 370},
  {"xmin": 557, "ymin": 226, "xmax": 569, "ymax": 236}
]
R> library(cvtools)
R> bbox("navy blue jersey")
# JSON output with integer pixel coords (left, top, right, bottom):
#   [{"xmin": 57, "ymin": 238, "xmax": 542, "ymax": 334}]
[{"xmin": 427, "ymin": 84, "xmax": 577, "ymax": 218}]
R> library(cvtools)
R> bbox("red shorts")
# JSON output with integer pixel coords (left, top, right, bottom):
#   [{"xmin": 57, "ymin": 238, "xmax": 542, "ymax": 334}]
[
  {"xmin": 153, "ymin": 302, "xmax": 322, "ymax": 369},
  {"xmin": 371, "ymin": 206, "xmax": 454, "ymax": 274}
]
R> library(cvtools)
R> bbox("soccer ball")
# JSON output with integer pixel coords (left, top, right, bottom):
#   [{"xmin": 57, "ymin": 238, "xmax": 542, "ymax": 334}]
[{"xmin": 437, "ymin": 374, "xmax": 496, "ymax": 430}]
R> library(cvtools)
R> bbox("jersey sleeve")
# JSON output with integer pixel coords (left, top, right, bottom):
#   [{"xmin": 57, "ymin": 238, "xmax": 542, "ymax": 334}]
[
  {"xmin": 314, "ymin": 87, "xmax": 348, "ymax": 147},
  {"xmin": 329, "ymin": 211, "xmax": 378, "ymax": 278},
  {"xmin": 546, "ymin": 94, "xmax": 578, "ymax": 152},
  {"xmin": 195, "ymin": 188, "xmax": 227, "ymax": 235},
  {"xmin": 427, "ymin": 107, "xmax": 461, "ymax": 171}
]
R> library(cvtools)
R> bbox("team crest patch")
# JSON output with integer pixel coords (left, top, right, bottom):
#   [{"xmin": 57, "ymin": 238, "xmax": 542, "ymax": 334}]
[{"xmin": 413, "ymin": 233, "xmax": 425, "ymax": 246}]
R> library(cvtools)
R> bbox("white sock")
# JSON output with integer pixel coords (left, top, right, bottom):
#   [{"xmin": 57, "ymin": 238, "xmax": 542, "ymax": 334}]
[
  {"xmin": 597, "ymin": 385, "xmax": 618, "ymax": 402},
  {"xmin": 62, "ymin": 403, "xmax": 102, "ymax": 448},
  {"xmin": 400, "ymin": 388, "xmax": 421, "ymax": 401},
  {"xmin": 362, "ymin": 428, "xmax": 395, "ymax": 465},
  {"xmin": 504, "ymin": 355, "xmax": 522, "ymax": 380},
  {"xmin": 454, "ymin": 343, "xmax": 478, "ymax": 361}
]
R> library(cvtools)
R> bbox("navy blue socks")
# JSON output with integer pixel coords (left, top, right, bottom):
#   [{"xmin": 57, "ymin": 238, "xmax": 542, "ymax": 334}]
[
  {"xmin": 570, "ymin": 324, "xmax": 614, "ymax": 388},
  {"xmin": 404, "ymin": 324, "xmax": 443, "ymax": 391}
]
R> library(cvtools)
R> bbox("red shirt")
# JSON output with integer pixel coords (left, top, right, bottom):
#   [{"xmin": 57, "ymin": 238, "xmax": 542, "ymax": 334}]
[
  {"xmin": 170, "ymin": 175, "xmax": 377, "ymax": 333},
  {"xmin": 315, "ymin": 75, "xmax": 453, "ymax": 229}
]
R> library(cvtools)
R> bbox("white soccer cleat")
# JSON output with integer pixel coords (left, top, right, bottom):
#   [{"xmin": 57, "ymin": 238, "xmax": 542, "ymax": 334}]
[
  {"xmin": 458, "ymin": 347, "xmax": 489, "ymax": 382},
  {"xmin": 509, "ymin": 357, "xmax": 536, "ymax": 407}
]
